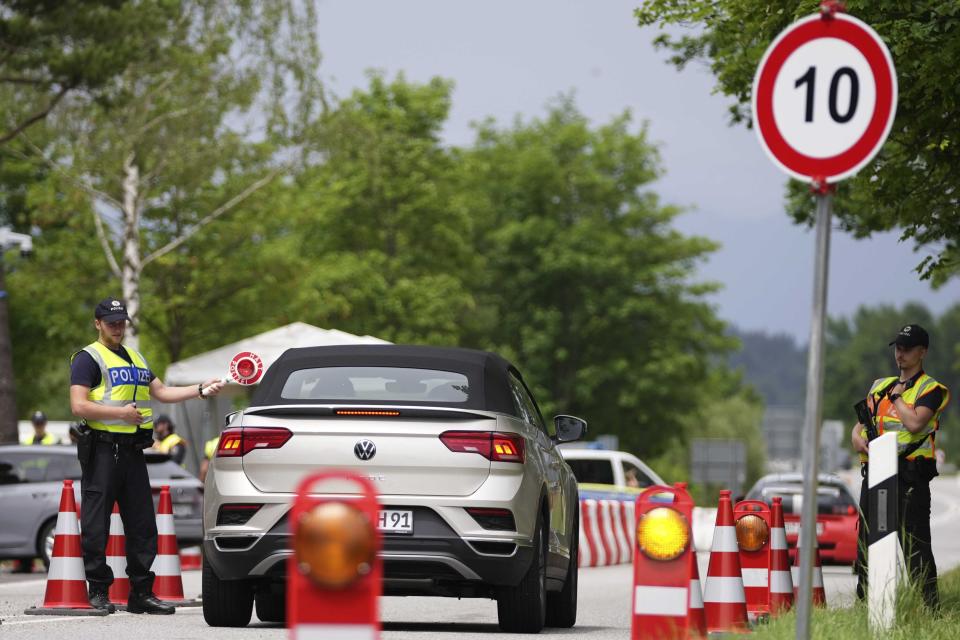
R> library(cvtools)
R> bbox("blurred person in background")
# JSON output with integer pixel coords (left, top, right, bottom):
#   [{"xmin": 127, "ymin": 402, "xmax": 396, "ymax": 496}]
[
  {"xmin": 20, "ymin": 410, "xmax": 59, "ymax": 445},
  {"xmin": 152, "ymin": 415, "xmax": 187, "ymax": 466}
]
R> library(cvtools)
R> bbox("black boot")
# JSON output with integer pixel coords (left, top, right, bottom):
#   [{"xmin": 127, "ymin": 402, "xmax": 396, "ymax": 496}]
[
  {"xmin": 127, "ymin": 591, "xmax": 175, "ymax": 615},
  {"xmin": 88, "ymin": 585, "xmax": 116, "ymax": 613}
]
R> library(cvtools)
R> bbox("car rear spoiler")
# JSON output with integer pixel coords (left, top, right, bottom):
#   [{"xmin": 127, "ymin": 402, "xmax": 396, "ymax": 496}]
[{"xmin": 242, "ymin": 405, "xmax": 497, "ymax": 421}]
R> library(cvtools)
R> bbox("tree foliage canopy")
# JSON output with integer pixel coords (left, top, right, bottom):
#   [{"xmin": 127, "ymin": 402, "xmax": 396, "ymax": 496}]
[{"xmin": 635, "ymin": 0, "xmax": 960, "ymax": 283}]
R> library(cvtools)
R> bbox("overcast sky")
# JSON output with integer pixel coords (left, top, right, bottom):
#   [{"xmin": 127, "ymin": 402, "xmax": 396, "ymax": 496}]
[{"xmin": 313, "ymin": 0, "xmax": 959, "ymax": 343}]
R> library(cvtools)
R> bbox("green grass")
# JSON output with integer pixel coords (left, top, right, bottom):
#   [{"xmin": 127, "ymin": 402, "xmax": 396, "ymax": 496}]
[{"xmin": 752, "ymin": 567, "xmax": 960, "ymax": 639}]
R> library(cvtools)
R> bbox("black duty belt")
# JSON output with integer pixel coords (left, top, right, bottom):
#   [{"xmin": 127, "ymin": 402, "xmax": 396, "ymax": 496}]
[{"xmin": 92, "ymin": 430, "xmax": 143, "ymax": 446}]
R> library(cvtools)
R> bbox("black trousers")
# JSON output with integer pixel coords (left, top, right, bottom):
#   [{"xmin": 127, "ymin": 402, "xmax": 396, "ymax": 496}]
[
  {"xmin": 855, "ymin": 466, "xmax": 939, "ymax": 610},
  {"xmin": 80, "ymin": 441, "xmax": 158, "ymax": 593}
]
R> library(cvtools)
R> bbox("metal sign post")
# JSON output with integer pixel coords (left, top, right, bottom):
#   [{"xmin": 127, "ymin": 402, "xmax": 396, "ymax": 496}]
[
  {"xmin": 750, "ymin": 3, "xmax": 898, "ymax": 637},
  {"xmin": 795, "ymin": 188, "xmax": 831, "ymax": 639}
]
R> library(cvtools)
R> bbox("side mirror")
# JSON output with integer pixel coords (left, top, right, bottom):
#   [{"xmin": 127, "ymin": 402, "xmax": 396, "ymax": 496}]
[{"xmin": 554, "ymin": 415, "xmax": 587, "ymax": 443}]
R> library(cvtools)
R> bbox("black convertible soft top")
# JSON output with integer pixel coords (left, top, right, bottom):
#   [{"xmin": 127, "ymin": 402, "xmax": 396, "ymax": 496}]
[{"xmin": 250, "ymin": 344, "xmax": 524, "ymax": 415}]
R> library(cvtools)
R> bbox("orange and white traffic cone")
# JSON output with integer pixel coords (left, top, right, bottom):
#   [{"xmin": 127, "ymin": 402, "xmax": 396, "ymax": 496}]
[
  {"xmin": 24, "ymin": 480, "xmax": 108, "ymax": 616},
  {"xmin": 688, "ymin": 550, "xmax": 707, "ymax": 638},
  {"xmin": 107, "ymin": 503, "xmax": 129, "ymax": 606},
  {"xmin": 150, "ymin": 485, "xmax": 198, "ymax": 605},
  {"xmin": 768, "ymin": 497, "xmax": 794, "ymax": 615},
  {"xmin": 703, "ymin": 490, "xmax": 749, "ymax": 634},
  {"xmin": 792, "ymin": 530, "xmax": 827, "ymax": 607}
]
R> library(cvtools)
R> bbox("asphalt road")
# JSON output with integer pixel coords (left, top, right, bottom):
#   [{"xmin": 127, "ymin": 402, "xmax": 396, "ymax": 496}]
[{"xmin": 2, "ymin": 475, "xmax": 959, "ymax": 639}]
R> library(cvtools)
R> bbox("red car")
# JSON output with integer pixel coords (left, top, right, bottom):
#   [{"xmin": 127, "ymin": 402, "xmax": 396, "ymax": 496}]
[{"xmin": 744, "ymin": 472, "xmax": 859, "ymax": 565}]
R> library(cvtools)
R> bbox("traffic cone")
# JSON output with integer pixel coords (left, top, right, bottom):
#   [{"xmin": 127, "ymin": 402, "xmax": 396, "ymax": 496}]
[
  {"xmin": 179, "ymin": 547, "xmax": 202, "ymax": 571},
  {"xmin": 768, "ymin": 497, "xmax": 794, "ymax": 615},
  {"xmin": 703, "ymin": 490, "xmax": 749, "ymax": 634},
  {"xmin": 107, "ymin": 503, "xmax": 129, "ymax": 606},
  {"xmin": 688, "ymin": 550, "xmax": 707, "ymax": 637},
  {"xmin": 792, "ymin": 530, "xmax": 827, "ymax": 607},
  {"xmin": 24, "ymin": 480, "xmax": 109, "ymax": 616},
  {"xmin": 150, "ymin": 485, "xmax": 198, "ymax": 605}
]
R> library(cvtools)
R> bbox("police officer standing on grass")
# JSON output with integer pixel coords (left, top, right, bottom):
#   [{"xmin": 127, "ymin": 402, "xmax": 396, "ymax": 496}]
[
  {"xmin": 69, "ymin": 297, "xmax": 224, "ymax": 614},
  {"xmin": 20, "ymin": 410, "xmax": 59, "ymax": 445},
  {"xmin": 852, "ymin": 324, "xmax": 950, "ymax": 611}
]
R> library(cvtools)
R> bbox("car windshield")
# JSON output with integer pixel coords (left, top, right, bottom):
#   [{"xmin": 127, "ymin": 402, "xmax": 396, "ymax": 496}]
[
  {"xmin": 565, "ymin": 459, "xmax": 615, "ymax": 485},
  {"xmin": 748, "ymin": 482, "xmax": 856, "ymax": 515},
  {"xmin": 280, "ymin": 366, "xmax": 470, "ymax": 403}
]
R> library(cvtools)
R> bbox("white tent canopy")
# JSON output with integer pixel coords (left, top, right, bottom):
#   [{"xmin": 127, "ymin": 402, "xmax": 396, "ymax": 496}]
[
  {"xmin": 164, "ymin": 321, "xmax": 390, "ymax": 385},
  {"xmin": 157, "ymin": 322, "xmax": 389, "ymax": 475}
]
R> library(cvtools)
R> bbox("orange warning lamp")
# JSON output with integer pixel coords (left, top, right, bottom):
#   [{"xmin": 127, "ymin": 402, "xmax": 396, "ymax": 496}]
[
  {"xmin": 288, "ymin": 472, "xmax": 382, "ymax": 639},
  {"xmin": 293, "ymin": 502, "xmax": 377, "ymax": 589},
  {"xmin": 735, "ymin": 514, "xmax": 770, "ymax": 552}
]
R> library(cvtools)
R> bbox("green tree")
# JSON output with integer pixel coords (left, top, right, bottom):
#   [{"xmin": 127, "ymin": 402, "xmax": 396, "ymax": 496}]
[
  {"xmin": 0, "ymin": 0, "xmax": 185, "ymax": 146},
  {"xmin": 459, "ymin": 99, "xmax": 749, "ymax": 460},
  {"xmin": 284, "ymin": 74, "xmax": 479, "ymax": 346},
  {"xmin": 634, "ymin": 0, "xmax": 960, "ymax": 282},
  {"xmin": 1, "ymin": 1, "xmax": 321, "ymax": 439}
]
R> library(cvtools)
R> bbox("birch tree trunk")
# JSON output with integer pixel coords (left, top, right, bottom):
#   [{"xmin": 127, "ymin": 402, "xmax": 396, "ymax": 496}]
[{"xmin": 121, "ymin": 152, "xmax": 142, "ymax": 351}]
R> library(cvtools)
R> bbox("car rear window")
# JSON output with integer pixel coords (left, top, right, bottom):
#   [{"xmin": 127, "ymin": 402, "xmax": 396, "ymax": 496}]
[
  {"xmin": 565, "ymin": 459, "xmax": 615, "ymax": 485},
  {"xmin": 279, "ymin": 367, "xmax": 470, "ymax": 403},
  {"xmin": 750, "ymin": 483, "xmax": 856, "ymax": 515}
]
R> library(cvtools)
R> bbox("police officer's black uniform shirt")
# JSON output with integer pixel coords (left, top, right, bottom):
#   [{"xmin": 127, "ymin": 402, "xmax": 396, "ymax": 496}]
[{"xmin": 70, "ymin": 345, "xmax": 156, "ymax": 388}]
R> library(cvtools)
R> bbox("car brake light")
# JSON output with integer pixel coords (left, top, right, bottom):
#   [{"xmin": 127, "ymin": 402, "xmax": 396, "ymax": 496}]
[
  {"xmin": 335, "ymin": 409, "xmax": 401, "ymax": 416},
  {"xmin": 216, "ymin": 427, "xmax": 292, "ymax": 457},
  {"xmin": 439, "ymin": 431, "xmax": 525, "ymax": 463}
]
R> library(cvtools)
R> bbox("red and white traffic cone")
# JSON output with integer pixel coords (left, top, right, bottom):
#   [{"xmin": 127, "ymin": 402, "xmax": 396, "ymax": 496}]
[
  {"xmin": 768, "ymin": 497, "xmax": 794, "ymax": 615},
  {"xmin": 107, "ymin": 503, "xmax": 129, "ymax": 606},
  {"xmin": 703, "ymin": 490, "xmax": 749, "ymax": 634},
  {"xmin": 150, "ymin": 485, "xmax": 198, "ymax": 605},
  {"xmin": 792, "ymin": 530, "xmax": 827, "ymax": 607},
  {"xmin": 688, "ymin": 550, "xmax": 707, "ymax": 638},
  {"xmin": 24, "ymin": 480, "xmax": 108, "ymax": 616},
  {"xmin": 179, "ymin": 547, "xmax": 202, "ymax": 571}
]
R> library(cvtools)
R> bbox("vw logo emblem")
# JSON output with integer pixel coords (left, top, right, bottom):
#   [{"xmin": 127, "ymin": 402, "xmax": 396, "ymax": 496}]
[{"xmin": 354, "ymin": 439, "xmax": 377, "ymax": 461}]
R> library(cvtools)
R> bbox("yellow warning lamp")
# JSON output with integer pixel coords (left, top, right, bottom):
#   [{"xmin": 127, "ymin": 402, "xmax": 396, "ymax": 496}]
[
  {"xmin": 735, "ymin": 514, "xmax": 769, "ymax": 552},
  {"xmin": 293, "ymin": 502, "xmax": 377, "ymax": 589},
  {"xmin": 637, "ymin": 507, "xmax": 690, "ymax": 561}
]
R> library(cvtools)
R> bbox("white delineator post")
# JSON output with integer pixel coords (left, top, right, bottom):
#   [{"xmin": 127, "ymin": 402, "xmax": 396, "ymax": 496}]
[{"xmin": 868, "ymin": 432, "xmax": 900, "ymax": 632}]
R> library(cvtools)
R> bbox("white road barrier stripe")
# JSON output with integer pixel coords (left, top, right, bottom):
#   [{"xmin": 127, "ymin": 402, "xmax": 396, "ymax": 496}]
[
  {"xmin": 293, "ymin": 624, "xmax": 377, "ymax": 640},
  {"xmin": 791, "ymin": 565, "xmax": 823, "ymax": 588},
  {"xmin": 689, "ymin": 579, "xmax": 704, "ymax": 608},
  {"xmin": 770, "ymin": 570, "xmax": 792, "ymax": 593},
  {"xmin": 634, "ymin": 585, "xmax": 688, "ymax": 617},
  {"xmin": 586, "ymin": 501, "xmax": 607, "ymax": 567}
]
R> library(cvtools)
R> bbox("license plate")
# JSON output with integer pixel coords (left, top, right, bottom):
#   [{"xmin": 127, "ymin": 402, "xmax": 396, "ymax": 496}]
[
  {"xmin": 378, "ymin": 510, "xmax": 413, "ymax": 534},
  {"xmin": 784, "ymin": 522, "xmax": 824, "ymax": 536},
  {"xmin": 172, "ymin": 504, "xmax": 194, "ymax": 518}
]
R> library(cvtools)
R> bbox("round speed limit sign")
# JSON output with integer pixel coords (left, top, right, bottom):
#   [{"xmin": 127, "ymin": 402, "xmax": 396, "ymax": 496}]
[{"xmin": 752, "ymin": 12, "xmax": 897, "ymax": 183}]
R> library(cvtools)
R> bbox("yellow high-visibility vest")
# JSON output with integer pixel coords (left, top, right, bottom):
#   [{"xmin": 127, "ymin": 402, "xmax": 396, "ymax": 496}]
[
  {"xmin": 859, "ymin": 373, "xmax": 950, "ymax": 462},
  {"xmin": 156, "ymin": 433, "xmax": 185, "ymax": 453},
  {"xmin": 20, "ymin": 432, "xmax": 59, "ymax": 445},
  {"xmin": 204, "ymin": 436, "xmax": 220, "ymax": 460},
  {"xmin": 73, "ymin": 341, "xmax": 154, "ymax": 434}
]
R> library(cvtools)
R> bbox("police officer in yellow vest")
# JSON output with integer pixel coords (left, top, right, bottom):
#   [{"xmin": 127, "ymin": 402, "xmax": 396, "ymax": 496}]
[
  {"xmin": 152, "ymin": 415, "xmax": 187, "ymax": 466},
  {"xmin": 69, "ymin": 297, "xmax": 224, "ymax": 614},
  {"xmin": 20, "ymin": 410, "xmax": 59, "ymax": 445},
  {"xmin": 851, "ymin": 324, "xmax": 950, "ymax": 611}
]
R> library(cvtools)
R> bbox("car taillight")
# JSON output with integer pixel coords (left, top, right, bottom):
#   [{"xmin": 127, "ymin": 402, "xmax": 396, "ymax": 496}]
[
  {"xmin": 439, "ymin": 431, "xmax": 525, "ymax": 463},
  {"xmin": 216, "ymin": 503, "xmax": 263, "ymax": 526},
  {"xmin": 216, "ymin": 427, "xmax": 292, "ymax": 457}
]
